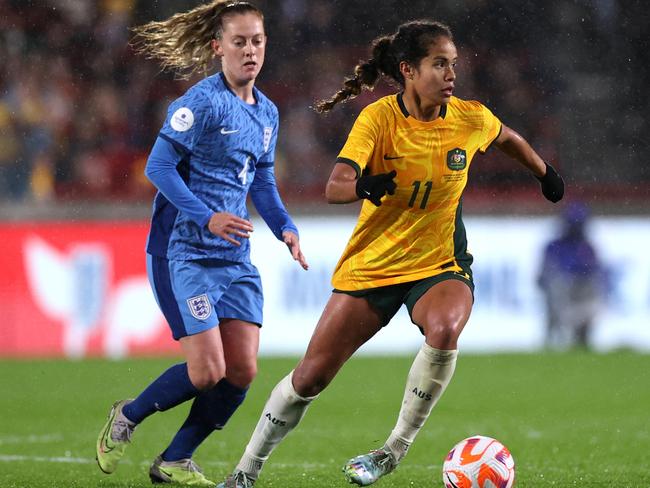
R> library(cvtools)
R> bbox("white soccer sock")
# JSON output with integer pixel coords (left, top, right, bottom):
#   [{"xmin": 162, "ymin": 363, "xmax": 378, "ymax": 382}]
[
  {"xmin": 385, "ymin": 344, "xmax": 458, "ymax": 462},
  {"xmin": 235, "ymin": 371, "xmax": 317, "ymax": 479}
]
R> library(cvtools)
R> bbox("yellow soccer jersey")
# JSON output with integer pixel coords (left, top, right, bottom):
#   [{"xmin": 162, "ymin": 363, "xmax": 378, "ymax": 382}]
[{"xmin": 332, "ymin": 93, "xmax": 502, "ymax": 290}]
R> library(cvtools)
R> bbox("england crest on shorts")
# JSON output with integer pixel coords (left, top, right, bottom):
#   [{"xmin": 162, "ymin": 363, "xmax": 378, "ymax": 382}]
[
  {"xmin": 187, "ymin": 294, "xmax": 211, "ymax": 320},
  {"xmin": 263, "ymin": 126, "xmax": 273, "ymax": 152}
]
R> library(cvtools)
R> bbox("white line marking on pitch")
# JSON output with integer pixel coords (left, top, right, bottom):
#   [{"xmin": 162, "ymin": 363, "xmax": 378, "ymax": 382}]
[
  {"xmin": 0, "ymin": 454, "xmax": 439, "ymax": 471},
  {"xmin": 0, "ymin": 434, "xmax": 63, "ymax": 445},
  {"xmin": 0, "ymin": 454, "xmax": 93, "ymax": 464}
]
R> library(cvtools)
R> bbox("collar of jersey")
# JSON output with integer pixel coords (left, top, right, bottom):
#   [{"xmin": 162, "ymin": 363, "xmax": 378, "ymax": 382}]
[
  {"xmin": 218, "ymin": 72, "xmax": 260, "ymax": 109},
  {"xmin": 396, "ymin": 92, "xmax": 447, "ymax": 127}
]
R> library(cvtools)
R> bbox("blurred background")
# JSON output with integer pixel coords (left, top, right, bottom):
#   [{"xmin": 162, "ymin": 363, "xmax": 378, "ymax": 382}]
[
  {"xmin": 1, "ymin": 0, "xmax": 649, "ymax": 358},
  {"xmin": 2, "ymin": 0, "xmax": 649, "ymax": 210}
]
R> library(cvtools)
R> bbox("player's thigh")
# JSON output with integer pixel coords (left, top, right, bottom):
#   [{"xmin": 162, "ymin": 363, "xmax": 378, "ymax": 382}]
[
  {"xmin": 220, "ymin": 319, "xmax": 260, "ymax": 388},
  {"xmin": 179, "ymin": 327, "xmax": 226, "ymax": 389},
  {"xmin": 147, "ymin": 255, "xmax": 223, "ymax": 339},
  {"xmin": 293, "ymin": 293, "xmax": 383, "ymax": 395},
  {"xmin": 214, "ymin": 263, "xmax": 263, "ymax": 387},
  {"xmin": 410, "ymin": 279, "xmax": 473, "ymax": 349},
  {"xmin": 214, "ymin": 262, "xmax": 264, "ymax": 328}
]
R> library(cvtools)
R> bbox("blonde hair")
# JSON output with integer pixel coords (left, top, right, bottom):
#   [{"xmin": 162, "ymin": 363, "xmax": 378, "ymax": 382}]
[{"xmin": 131, "ymin": 1, "xmax": 264, "ymax": 79}]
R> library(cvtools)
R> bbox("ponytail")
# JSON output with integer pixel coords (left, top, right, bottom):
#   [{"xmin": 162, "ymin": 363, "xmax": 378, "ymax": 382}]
[
  {"xmin": 314, "ymin": 36, "xmax": 392, "ymax": 113},
  {"xmin": 131, "ymin": 1, "xmax": 263, "ymax": 79},
  {"xmin": 315, "ymin": 20, "xmax": 453, "ymax": 113}
]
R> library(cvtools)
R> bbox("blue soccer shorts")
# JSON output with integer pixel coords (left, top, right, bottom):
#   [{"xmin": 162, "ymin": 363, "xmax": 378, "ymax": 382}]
[{"xmin": 147, "ymin": 254, "xmax": 264, "ymax": 340}]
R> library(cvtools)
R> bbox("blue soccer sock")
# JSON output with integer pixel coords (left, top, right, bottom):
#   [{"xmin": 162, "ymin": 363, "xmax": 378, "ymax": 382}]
[
  {"xmin": 122, "ymin": 363, "xmax": 200, "ymax": 425},
  {"xmin": 161, "ymin": 378, "xmax": 248, "ymax": 461}
]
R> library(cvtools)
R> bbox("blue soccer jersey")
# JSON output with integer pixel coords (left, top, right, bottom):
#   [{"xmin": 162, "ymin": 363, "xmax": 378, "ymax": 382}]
[{"xmin": 146, "ymin": 73, "xmax": 295, "ymax": 262}]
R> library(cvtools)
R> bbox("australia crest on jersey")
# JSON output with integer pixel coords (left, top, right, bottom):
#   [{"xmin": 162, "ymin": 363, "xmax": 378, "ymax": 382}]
[
  {"xmin": 187, "ymin": 293, "xmax": 211, "ymax": 320},
  {"xmin": 263, "ymin": 126, "xmax": 273, "ymax": 152},
  {"xmin": 446, "ymin": 148, "xmax": 467, "ymax": 170}
]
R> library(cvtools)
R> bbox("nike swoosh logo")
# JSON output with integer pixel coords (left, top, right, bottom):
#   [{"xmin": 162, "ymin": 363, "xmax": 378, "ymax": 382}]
[
  {"xmin": 220, "ymin": 128, "xmax": 239, "ymax": 135},
  {"xmin": 383, "ymin": 154, "xmax": 403, "ymax": 160},
  {"xmin": 100, "ymin": 435, "xmax": 114, "ymax": 453}
]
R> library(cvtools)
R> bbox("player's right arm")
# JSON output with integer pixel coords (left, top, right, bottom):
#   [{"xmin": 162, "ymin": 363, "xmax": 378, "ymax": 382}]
[
  {"xmin": 325, "ymin": 162, "xmax": 358, "ymax": 203},
  {"xmin": 325, "ymin": 163, "xmax": 397, "ymax": 207},
  {"xmin": 144, "ymin": 136, "xmax": 214, "ymax": 227},
  {"xmin": 145, "ymin": 139, "xmax": 253, "ymax": 244},
  {"xmin": 147, "ymin": 90, "xmax": 253, "ymax": 243},
  {"xmin": 327, "ymin": 105, "xmax": 396, "ymax": 206}
]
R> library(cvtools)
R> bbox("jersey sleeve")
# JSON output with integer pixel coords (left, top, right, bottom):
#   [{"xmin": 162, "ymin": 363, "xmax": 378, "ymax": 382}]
[
  {"xmin": 336, "ymin": 106, "xmax": 381, "ymax": 176},
  {"xmin": 159, "ymin": 89, "xmax": 214, "ymax": 154},
  {"xmin": 144, "ymin": 136, "xmax": 213, "ymax": 227},
  {"xmin": 478, "ymin": 104, "xmax": 502, "ymax": 153}
]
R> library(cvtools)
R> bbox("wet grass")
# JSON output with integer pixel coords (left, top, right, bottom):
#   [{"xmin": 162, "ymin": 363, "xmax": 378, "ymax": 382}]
[{"xmin": 0, "ymin": 352, "xmax": 648, "ymax": 487}]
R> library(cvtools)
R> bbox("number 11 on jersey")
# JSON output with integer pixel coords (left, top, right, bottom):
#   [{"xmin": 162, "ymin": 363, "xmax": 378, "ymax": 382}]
[{"xmin": 408, "ymin": 180, "xmax": 433, "ymax": 209}]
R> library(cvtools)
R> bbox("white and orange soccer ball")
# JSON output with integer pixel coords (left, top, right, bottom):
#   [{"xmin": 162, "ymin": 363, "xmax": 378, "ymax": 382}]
[{"xmin": 442, "ymin": 435, "xmax": 515, "ymax": 488}]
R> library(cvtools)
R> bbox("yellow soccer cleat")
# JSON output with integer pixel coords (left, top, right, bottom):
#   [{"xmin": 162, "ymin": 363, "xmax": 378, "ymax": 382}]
[
  {"xmin": 96, "ymin": 399, "xmax": 136, "ymax": 474},
  {"xmin": 149, "ymin": 455, "xmax": 216, "ymax": 486}
]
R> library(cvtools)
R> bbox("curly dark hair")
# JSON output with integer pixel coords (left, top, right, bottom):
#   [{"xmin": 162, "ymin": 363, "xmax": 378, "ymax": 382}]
[{"xmin": 315, "ymin": 20, "xmax": 453, "ymax": 113}]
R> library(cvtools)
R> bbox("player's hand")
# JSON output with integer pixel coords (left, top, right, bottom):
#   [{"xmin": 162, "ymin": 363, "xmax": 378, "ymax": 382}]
[
  {"xmin": 536, "ymin": 162, "xmax": 564, "ymax": 203},
  {"xmin": 355, "ymin": 170, "xmax": 397, "ymax": 206},
  {"xmin": 207, "ymin": 212, "xmax": 254, "ymax": 246},
  {"xmin": 283, "ymin": 231, "xmax": 308, "ymax": 270}
]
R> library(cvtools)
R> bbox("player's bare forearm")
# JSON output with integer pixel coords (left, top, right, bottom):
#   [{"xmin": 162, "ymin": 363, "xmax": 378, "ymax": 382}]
[
  {"xmin": 494, "ymin": 124, "xmax": 546, "ymax": 177},
  {"xmin": 325, "ymin": 163, "xmax": 360, "ymax": 204}
]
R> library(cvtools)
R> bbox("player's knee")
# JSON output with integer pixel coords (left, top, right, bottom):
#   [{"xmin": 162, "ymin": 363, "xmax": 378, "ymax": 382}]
[
  {"xmin": 188, "ymin": 362, "xmax": 225, "ymax": 391},
  {"xmin": 226, "ymin": 361, "xmax": 258, "ymax": 388},
  {"xmin": 292, "ymin": 362, "xmax": 331, "ymax": 397},
  {"xmin": 422, "ymin": 311, "xmax": 467, "ymax": 349}
]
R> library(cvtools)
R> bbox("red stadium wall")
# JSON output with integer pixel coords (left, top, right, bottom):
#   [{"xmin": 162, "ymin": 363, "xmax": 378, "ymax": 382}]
[{"xmin": 0, "ymin": 222, "xmax": 179, "ymax": 358}]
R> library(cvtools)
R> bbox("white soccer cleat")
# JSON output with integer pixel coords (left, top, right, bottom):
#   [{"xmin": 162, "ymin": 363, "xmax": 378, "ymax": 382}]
[{"xmin": 343, "ymin": 448, "xmax": 398, "ymax": 486}]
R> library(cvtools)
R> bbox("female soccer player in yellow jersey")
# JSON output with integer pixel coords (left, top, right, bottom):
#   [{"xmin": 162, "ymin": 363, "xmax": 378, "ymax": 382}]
[{"xmin": 218, "ymin": 20, "xmax": 564, "ymax": 488}]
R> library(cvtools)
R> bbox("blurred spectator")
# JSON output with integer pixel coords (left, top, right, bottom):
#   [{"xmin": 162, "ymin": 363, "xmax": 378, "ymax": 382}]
[
  {"xmin": 0, "ymin": 101, "xmax": 24, "ymax": 199},
  {"xmin": 537, "ymin": 202, "xmax": 605, "ymax": 349}
]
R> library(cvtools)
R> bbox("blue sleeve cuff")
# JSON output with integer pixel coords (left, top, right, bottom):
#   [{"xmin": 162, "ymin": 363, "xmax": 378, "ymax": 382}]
[{"xmin": 281, "ymin": 223, "xmax": 299, "ymax": 238}]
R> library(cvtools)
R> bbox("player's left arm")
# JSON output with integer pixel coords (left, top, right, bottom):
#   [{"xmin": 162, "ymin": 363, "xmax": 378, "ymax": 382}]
[
  {"xmin": 250, "ymin": 165, "xmax": 308, "ymax": 270},
  {"xmin": 281, "ymin": 230, "xmax": 308, "ymax": 270},
  {"xmin": 494, "ymin": 124, "xmax": 565, "ymax": 203}
]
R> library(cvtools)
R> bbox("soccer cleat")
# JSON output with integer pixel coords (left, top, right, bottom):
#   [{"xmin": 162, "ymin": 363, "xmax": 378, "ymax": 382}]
[
  {"xmin": 216, "ymin": 470, "xmax": 256, "ymax": 488},
  {"xmin": 96, "ymin": 399, "xmax": 136, "ymax": 474},
  {"xmin": 343, "ymin": 448, "xmax": 398, "ymax": 486},
  {"xmin": 149, "ymin": 455, "xmax": 216, "ymax": 486}
]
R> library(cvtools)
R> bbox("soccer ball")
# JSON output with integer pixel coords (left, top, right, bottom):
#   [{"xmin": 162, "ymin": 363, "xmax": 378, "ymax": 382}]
[{"xmin": 442, "ymin": 435, "xmax": 515, "ymax": 488}]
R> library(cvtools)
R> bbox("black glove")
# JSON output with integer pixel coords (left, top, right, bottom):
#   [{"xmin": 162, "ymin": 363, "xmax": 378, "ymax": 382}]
[
  {"xmin": 356, "ymin": 170, "xmax": 397, "ymax": 206},
  {"xmin": 536, "ymin": 162, "xmax": 564, "ymax": 203}
]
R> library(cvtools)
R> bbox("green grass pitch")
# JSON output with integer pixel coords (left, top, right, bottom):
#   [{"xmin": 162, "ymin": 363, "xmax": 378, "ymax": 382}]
[{"xmin": 0, "ymin": 352, "xmax": 648, "ymax": 487}]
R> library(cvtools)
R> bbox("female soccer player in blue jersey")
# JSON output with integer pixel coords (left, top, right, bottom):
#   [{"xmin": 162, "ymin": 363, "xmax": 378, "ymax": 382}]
[{"xmin": 95, "ymin": 2, "xmax": 307, "ymax": 486}]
